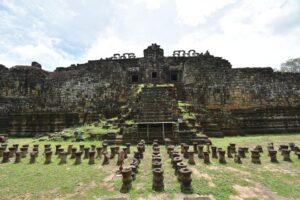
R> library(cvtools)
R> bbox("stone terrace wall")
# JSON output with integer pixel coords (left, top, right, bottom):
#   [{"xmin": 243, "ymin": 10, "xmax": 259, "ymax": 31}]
[
  {"xmin": 225, "ymin": 68, "xmax": 300, "ymax": 109},
  {"xmin": 0, "ymin": 61, "xmax": 132, "ymax": 136},
  {"xmin": 0, "ymin": 49, "xmax": 300, "ymax": 136},
  {"xmin": 225, "ymin": 69, "xmax": 300, "ymax": 133},
  {"xmin": 182, "ymin": 63, "xmax": 300, "ymax": 133},
  {"xmin": 44, "ymin": 60, "xmax": 130, "ymax": 114},
  {"xmin": 182, "ymin": 63, "xmax": 300, "ymax": 109}
]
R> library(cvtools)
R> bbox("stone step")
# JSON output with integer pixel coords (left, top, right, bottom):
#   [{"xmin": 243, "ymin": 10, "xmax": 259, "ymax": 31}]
[
  {"xmin": 138, "ymin": 117, "xmax": 174, "ymax": 120},
  {"xmin": 140, "ymin": 95, "xmax": 173, "ymax": 98},
  {"xmin": 107, "ymin": 137, "xmax": 211, "ymax": 145},
  {"xmin": 138, "ymin": 112, "xmax": 174, "ymax": 116},
  {"xmin": 140, "ymin": 92, "xmax": 175, "ymax": 97},
  {"xmin": 142, "ymin": 87, "xmax": 174, "ymax": 91},
  {"xmin": 137, "ymin": 117, "xmax": 175, "ymax": 120},
  {"xmin": 139, "ymin": 100, "xmax": 174, "ymax": 104},
  {"xmin": 139, "ymin": 103, "xmax": 174, "ymax": 106},
  {"xmin": 138, "ymin": 115, "xmax": 175, "ymax": 118},
  {"xmin": 137, "ymin": 113, "xmax": 176, "ymax": 117},
  {"xmin": 140, "ymin": 91, "xmax": 174, "ymax": 94},
  {"xmin": 136, "ymin": 86, "xmax": 178, "ymax": 123},
  {"xmin": 138, "ymin": 106, "xmax": 174, "ymax": 110},
  {"xmin": 137, "ymin": 119, "xmax": 175, "ymax": 122}
]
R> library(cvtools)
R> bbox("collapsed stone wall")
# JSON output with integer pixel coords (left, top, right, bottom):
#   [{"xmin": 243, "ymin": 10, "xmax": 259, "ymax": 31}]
[{"xmin": 0, "ymin": 46, "xmax": 299, "ymax": 136}]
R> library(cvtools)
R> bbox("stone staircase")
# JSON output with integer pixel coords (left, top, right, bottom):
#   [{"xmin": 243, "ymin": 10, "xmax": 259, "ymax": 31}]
[
  {"xmin": 118, "ymin": 85, "xmax": 211, "ymax": 144},
  {"xmin": 136, "ymin": 86, "xmax": 178, "ymax": 122},
  {"xmin": 133, "ymin": 86, "xmax": 178, "ymax": 142}
]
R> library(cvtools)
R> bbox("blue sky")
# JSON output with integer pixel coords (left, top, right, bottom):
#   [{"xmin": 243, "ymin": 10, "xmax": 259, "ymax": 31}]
[{"xmin": 0, "ymin": 0, "xmax": 300, "ymax": 71}]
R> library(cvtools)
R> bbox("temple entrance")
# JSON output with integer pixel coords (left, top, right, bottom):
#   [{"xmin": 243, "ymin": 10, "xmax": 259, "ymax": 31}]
[
  {"xmin": 131, "ymin": 75, "xmax": 139, "ymax": 83},
  {"xmin": 152, "ymin": 72, "xmax": 157, "ymax": 79},
  {"xmin": 170, "ymin": 73, "xmax": 178, "ymax": 82}
]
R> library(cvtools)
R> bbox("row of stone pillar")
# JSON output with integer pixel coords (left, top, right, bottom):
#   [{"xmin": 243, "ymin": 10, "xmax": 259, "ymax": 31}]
[
  {"xmin": 1, "ymin": 142, "xmax": 133, "ymax": 165},
  {"xmin": 152, "ymin": 141, "xmax": 164, "ymax": 191},
  {"xmin": 2, "ymin": 142, "xmax": 299, "ymax": 167},
  {"xmin": 180, "ymin": 143, "xmax": 226, "ymax": 165},
  {"xmin": 176, "ymin": 142, "xmax": 300, "ymax": 165},
  {"xmin": 168, "ymin": 145, "xmax": 192, "ymax": 191},
  {"xmin": 121, "ymin": 140, "xmax": 145, "ymax": 192}
]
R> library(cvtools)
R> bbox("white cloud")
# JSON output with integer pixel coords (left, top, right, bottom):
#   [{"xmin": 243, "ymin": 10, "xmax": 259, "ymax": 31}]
[
  {"xmin": 174, "ymin": 0, "xmax": 300, "ymax": 69},
  {"xmin": 0, "ymin": 0, "xmax": 300, "ymax": 70},
  {"xmin": 175, "ymin": 0, "xmax": 237, "ymax": 26},
  {"xmin": 0, "ymin": 30, "xmax": 77, "ymax": 71},
  {"xmin": 84, "ymin": 35, "xmax": 145, "ymax": 60},
  {"xmin": 133, "ymin": 0, "xmax": 162, "ymax": 10}
]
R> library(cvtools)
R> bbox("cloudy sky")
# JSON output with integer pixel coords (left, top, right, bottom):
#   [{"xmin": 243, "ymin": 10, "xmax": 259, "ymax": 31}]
[{"xmin": 0, "ymin": 0, "xmax": 299, "ymax": 71}]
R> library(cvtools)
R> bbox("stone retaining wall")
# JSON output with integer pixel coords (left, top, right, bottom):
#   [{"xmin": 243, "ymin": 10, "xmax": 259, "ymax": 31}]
[{"xmin": 0, "ymin": 44, "xmax": 299, "ymax": 136}]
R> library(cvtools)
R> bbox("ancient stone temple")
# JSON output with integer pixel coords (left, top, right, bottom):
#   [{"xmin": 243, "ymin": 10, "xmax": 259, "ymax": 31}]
[{"xmin": 0, "ymin": 44, "xmax": 300, "ymax": 143}]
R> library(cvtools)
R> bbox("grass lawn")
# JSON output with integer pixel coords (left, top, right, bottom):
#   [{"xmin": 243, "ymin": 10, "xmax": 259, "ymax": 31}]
[{"xmin": 1, "ymin": 134, "xmax": 300, "ymax": 200}]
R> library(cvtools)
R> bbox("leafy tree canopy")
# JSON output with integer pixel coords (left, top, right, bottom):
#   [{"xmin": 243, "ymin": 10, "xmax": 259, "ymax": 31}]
[{"xmin": 280, "ymin": 58, "xmax": 300, "ymax": 73}]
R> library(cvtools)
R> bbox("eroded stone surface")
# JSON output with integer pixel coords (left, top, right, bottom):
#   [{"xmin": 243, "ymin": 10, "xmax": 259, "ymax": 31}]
[{"xmin": 0, "ymin": 44, "xmax": 299, "ymax": 138}]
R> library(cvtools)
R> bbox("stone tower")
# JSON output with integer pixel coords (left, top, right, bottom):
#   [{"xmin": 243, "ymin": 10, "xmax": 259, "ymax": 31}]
[{"xmin": 143, "ymin": 43, "xmax": 164, "ymax": 59}]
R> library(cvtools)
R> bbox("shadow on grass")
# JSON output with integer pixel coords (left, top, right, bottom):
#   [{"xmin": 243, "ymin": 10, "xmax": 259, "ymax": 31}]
[
  {"xmin": 120, "ymin": 185, "xmax": 131, "ymax": 193},
  {"xmin": 180, "ymin": 186, "xmax": 194, "ymax": 194}
]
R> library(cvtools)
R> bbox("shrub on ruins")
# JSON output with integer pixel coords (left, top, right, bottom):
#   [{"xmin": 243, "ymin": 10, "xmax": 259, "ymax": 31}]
[
  {"xmin": 178, "ymin": 101, "xmax": 197, "ymax": 121},
  {"xmin": 39, "ymin": 118, "xmax": 121, "ymax": 142}
]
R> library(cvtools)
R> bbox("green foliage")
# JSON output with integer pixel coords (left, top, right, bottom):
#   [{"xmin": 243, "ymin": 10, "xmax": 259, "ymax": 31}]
[
  {"xmin": 178, "ymin": 101, "xmax": 196, "ymax": 120},
  {"xmin": 60, "ymin": 119, "xmax": 120, "ymax": 141},
  {"xmin": 178, "ymin": 101, "xmax": 191, "ymax": 108},
  {"xmin": 134, "ymin": 83, "xmax": 175, "ymax": 96},
  {"xmin": 280, "ymin": 58, "xmax": 300, "ymax": 73},
  {"xmin": 182, "ymin": 112, "xmax": 196, "ymax": 120},
  {"xmin": 124, "ymin": 120, "xmax": 135, "ymax": 125},
  {"xmin": 134, "ymin": 84, "xmax": 145, "ymax": 95}
]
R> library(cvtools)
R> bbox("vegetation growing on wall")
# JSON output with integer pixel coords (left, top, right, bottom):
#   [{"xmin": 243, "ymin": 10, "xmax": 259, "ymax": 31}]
[
  {"xmin": 49, "ymin": 118, "xmax": 120, "ymax": 141},
  {"xmin": 178, "ymin": 101, "xmax": 197, "ymax": 120}
]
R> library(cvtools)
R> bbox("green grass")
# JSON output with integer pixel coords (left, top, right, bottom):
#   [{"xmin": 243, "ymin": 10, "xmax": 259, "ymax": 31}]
[{"xmin": 1, "ymin": 134, "xmax": 300, "ymax": 200}]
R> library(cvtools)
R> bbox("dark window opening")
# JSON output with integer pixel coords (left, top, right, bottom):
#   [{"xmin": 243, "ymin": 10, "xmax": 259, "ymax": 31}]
[
  {"xmin": 152, "ymin": 72, "xmax": 157, "ymax": 79},
  {"xmin": 132, "ymin": 75, "xmax": 139, "ymax": 83},
  {"xmin": 171, "ymin": 73, "xmax": 178, "ymax": 82}
]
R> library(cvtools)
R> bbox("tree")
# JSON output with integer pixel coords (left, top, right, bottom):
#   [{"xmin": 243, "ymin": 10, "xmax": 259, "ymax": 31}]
[{"xmin": 280, "ymin": 58, "xmax": 300, "ymax": 73}]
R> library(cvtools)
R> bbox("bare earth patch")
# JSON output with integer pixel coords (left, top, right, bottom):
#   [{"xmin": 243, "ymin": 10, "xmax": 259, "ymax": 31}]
[
  {"xmin": 135, "ymin": 182, "xmax": 145, "ymax": 190},
  {"xmin": 63, "ymin": 180, "xmax": 98, "ymax": 199},
  {"xmin": 173, "ymin": 194, "xmax": 215, "ymax": 200},
  {"xmin": 137, "ymin": 193, "xmax": 169, "ymax": 200},
  {"xmin": 97, "ymin": 196, "xmax": 128, "ymax": 200},
  {"xmin": 190, "ymin": 167, "xmax": 215, "ymax": 187},
  {"xmin": 49, "ymin": 187, "xmax": 61, "ymax": 194},
  {"xmin": 104, "ymin": 174, "xmax": 115, "ymax": 182},
  {"xmin": 225, "ymin": 167, "xmax": 251, "ymax": 177},
  {"xmin": 0, "ymin": 194, "xmax": 31, "ymax": 200},
  {"xmin": 263, "ymin": 164, "xmax": 300, "ymax": 176},
  {"xmin": 231, "ymin": 184, "xmax": 290, "ymax": 200},
  {"xmin": 136, "ymin": 193, "xmax": 215, "ymax": 200},
  {"xmin": 207, "ymin": 166, "xmax": 219, "ymax": 171},
  {"xmin": 0, "ymin": 188, "xmax": 10, "ymax": 193}
]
